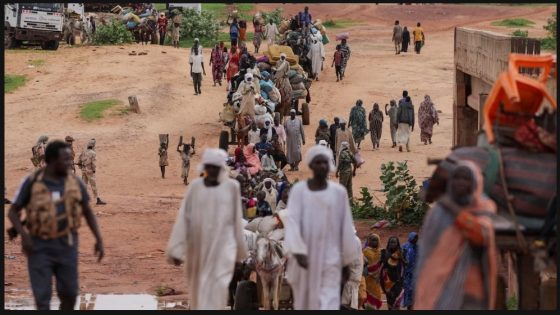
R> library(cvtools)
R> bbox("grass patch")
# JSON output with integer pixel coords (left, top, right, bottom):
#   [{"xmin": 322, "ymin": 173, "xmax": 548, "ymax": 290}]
[
  {"xmin": 491, "ymin": 18, "xmax": 535, "ymax": 28},
  {"xmin": 201, "ymin": 3, "xmax": 254, "ymax": 23},
  {"xmin": 28, "ymin": 59, "xmax": 45, "ymax": 67},
  {"xmin": 322, "ymin": 19, "xmax": 358, "ymax": 29},
  {"xmin": 5, "ymin": 74, "xmax": 27, "ymax": 93},
  {"xmin": 80, "ymin": 99, "xmax": 121, "ymax": 122},
  {"xmin": 153, "ymin": 3, "xmax": 166, "ymax": 11}
]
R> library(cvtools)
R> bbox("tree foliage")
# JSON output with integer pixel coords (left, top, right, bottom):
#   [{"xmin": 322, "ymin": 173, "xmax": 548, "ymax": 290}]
[
  {"xmin": 351, "ymin": 161, "xmax": 428, "ymax": 226},
  {"xmin": 380, "ymin": 161, "xmax": 428, "ymax": 226},
  {"xmin": 260, "ymin": 8, "xmax": 284, "ymax": 26},
  {"xmin": 541, "ymin": 12, "xmax": 557, "ymax": 51},
  {"xmin": 92, "ymin": 19, "xmax": 134, "ymax": 45},
  {"xmin": 178, "ymin": 8, "xmax": 220, "ymax": 43}
]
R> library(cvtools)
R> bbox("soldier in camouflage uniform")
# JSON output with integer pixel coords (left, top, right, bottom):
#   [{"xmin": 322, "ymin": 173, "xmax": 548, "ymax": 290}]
[
  {"xmin": 78, "ymin": 139, "xmax": 106, "ymax": 205},
  {"xmin": 335, "ymin": 141, "xmax": 357, "ymax": 200},
  {"xmin": 65, "ymin": 136, "xmax": 76, "ymax": 174},
  {"xmin": 31, "ymin": 135, "xmax": 49, "ymax": 169}
]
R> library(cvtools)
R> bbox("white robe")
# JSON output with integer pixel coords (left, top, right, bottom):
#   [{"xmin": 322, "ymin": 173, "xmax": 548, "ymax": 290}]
[
  {"xmin": 238, "ymin": 81, "xmax": 257, "ymax": 118},
  {"xmin": 166, "ymin": 177, "xmax": 249, "ymax": 310},
  {"xmin": 284, "ymin": 181, "xmax": 358, "ymax": 310},
  {"xmin": 262, "ymin": 186, "xmax": 278, "ymax": 213},
  {"xmin": 307, "ymin": 40, "xmax": 325, "ymax": 76},
  {"xmin": 341, "ymin": 236, "xmax": 364, "ymax": 309}
]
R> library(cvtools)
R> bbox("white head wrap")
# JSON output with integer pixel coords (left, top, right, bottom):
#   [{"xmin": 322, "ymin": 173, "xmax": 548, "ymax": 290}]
[
  {"xmin": 290, "ymin": 109, "xmax": 296, "ymax": 113},
  {"xmin": 244, "ymin": 72, "xmax": 254, "ymax": 82},
  {"xmin": 263, "ymin": 178, "xmax": 276, "ymax": 189},
  {"xmin": 339, "ymin": 118, "xmax": 347, "ymax": 124},
  {"xmin": 196, "ymin": 148, "xmax": 228, "ymax": 183},
  {"xmin": 318, "ymin": 140, "xmax": 328, "ymax": 147},
  {"xmin": 304, "ymin": 145, "xmax": 335, "ymax": 172},
  {"xmin": 280, "ymin": 53, "xmax": 287, "ymax": 59}
]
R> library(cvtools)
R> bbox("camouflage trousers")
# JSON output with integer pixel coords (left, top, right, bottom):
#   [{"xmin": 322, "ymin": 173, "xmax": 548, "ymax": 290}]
[
  {"xmin": 339, "ymin": 171, "xmax": 353, "ymax": 200},
  {"xmin": 82, "ymin": 171, "xmax": 98, "ymax": 199}
]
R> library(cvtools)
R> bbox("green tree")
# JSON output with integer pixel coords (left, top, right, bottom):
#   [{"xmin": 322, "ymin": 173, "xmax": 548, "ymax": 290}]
[{"xmin": 93, "ymin": 20, "xmax": 134, "ymax": 45}]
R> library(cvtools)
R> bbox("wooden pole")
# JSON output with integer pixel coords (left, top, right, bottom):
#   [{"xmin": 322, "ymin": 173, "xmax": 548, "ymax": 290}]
[{"xmin": 128, "ymin": 95, "xmax": 141, "ymax": 113}]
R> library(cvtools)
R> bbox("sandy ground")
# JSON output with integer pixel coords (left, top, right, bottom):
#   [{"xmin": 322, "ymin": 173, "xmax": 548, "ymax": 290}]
[{"xmin": 4, "ymin": 3, "xmax": 555, "ymax": 301}]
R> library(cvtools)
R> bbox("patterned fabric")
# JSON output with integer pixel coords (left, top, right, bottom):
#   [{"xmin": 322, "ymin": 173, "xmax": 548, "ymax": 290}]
[
  {"xmin": 210, "ymin": 46, "xmax": 224, "ymax": 83},
  {"xmin": 363, "ymin": 234, "xmax": 383, "ymax": 310},
  {"xmin": 369, "ymin": 108, "xmax": 384, "ymax": 147},
  {"xmin": 349, "ymin": 105, "xmax": 368, "ymax": 143},
  {"xmin": 401, "ymin": 232, "xmax": 418, "ymax": 308},
  {"xmin": 381, "ymin": 249, "xmax": 405, "ymax": 309},
  {"xmin": 418, "ymin": 95, "xmax": 438, "ymax": 142}
]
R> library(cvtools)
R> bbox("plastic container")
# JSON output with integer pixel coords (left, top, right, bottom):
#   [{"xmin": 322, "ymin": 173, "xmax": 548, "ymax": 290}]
[{"xmin": 482, "ymin": 54, "xmax": 557, "ymax": 144}]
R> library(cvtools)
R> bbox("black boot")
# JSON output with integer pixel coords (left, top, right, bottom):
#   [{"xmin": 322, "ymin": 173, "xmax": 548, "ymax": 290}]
[{"xmin": 96, "ymin": 198, "xmax": 107, "ymax": 205}]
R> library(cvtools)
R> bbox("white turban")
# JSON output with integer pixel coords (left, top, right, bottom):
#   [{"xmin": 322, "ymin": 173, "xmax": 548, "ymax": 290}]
[
  {"xmin": 304, "ymin": 145, "xmax": 335, "ymax": 172},
  {"xmin": 263, "ymin": 177, "xmax": 276, "ymax": 187},
  {"xmin": 339, "ymin": 118, "xmax": 347, "ymax": 124},
  {"xmin": 318, "ymin": 140, "xmax": 328, "ymax": 147},
  {"xmin": 197, "ymin": 148, "xmax": 228, "ymax": 183},
  {"xmin": 280, "ymin": 53, "xmax": 287, "ymax": 58},
  {"xmin": 245, "ymin": 72, "xmax": 254, "ymax": 81},
  {"xmin": 290, "ymin": 109, "xmax": 296, "ymax": 113},
  {"xmin": 201, "ymin": 148, "xmax": 228, "ymax": 167}
]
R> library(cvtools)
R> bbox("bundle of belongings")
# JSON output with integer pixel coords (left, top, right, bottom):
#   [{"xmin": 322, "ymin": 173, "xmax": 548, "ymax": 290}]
[
  {"xmin": 423, "ymin": 54, "xmax": 557, "ymax": 260},
  {"xmin": 113, "ymin": 4, "xmax": 156, "ymax": 30}
]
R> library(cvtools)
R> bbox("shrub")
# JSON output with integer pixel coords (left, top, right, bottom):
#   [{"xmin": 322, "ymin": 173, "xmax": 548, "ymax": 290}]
[
  {"xmin": 511, "ymin": 29, "xmax": 528, "ymax": 38},
  {"xmin": 380, "ymin": 161, "xmax": 428, "ymax": 226},
  {"xmin": 261, "ymin": 8, "xmax": 284, "ymax": 26},
  {"xmin": 351, "ymin": 187, "xmax": 387, "ymax": 220},
  {"xmin": 92, "ymin": 19, "xmax": 134, "ymax": 45},
  {"xmin": 178, "ymin": 8, "xmax": 220, "ymax": 43},
  {"xmin": 541, "ymin": 13, "xmax": 557, "ymax": 51}
]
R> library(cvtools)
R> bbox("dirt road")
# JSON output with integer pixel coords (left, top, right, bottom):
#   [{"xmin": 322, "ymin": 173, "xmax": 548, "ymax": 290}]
[{"xmin": 4, "ymin": 3, "xmax": 555, "ymax": 299}]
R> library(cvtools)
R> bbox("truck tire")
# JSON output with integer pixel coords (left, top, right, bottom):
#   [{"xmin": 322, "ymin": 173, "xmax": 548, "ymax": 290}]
[
  {"xmin": 219, "ymin": 130, "xmax": 229, "ymax": 152},
  {"xmin": 41, "ymin": 40, "xmax": 59, "ymax": 51},
  {"xmin": 302, "ymin": 103, "xmax": 310, "ymax": 125},
  {"xmin": 4, "ymin": 33, "xmax": 18, "ymax": 49}
]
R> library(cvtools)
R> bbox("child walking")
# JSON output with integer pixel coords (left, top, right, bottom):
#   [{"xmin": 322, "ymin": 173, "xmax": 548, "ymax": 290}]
[{"xmin": 332, "ymin": 44, "xmax": 343, "ymax": 82}]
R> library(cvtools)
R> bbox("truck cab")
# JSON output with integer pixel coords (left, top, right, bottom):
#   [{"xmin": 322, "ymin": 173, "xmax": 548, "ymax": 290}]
[{"xmin": 4, "ymin": 3, "xmax": 64, "ymax": 50}]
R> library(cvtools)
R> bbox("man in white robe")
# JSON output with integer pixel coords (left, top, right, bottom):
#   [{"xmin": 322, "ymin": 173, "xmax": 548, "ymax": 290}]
[
  {"xmin": 284, "ymin": 145, "xmax": 359, "ymax": 310},
  {"xmin": 237, "ymin": 73, "xmax": 258, "ymax": 119},
  {"xmin": 262, "ymin": 178, "xmax": 278, "ymax": 212},
  {"xmin": 264, "ymin": 19, "xmax": 279, "ymax": 50},
  {"xmin": 341, "ymin": 233, "xmax": 364, "ymax": 310},
  {"xmin": 307, "ymin": 35, "xmax": 325, "ymax": 81},
  {"xmin": 166, "ymin": 148, "xmax": 248, "ymax": 310}
]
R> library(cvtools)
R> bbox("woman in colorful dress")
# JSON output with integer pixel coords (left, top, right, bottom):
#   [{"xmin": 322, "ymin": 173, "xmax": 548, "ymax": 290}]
[
  {"xmin": 226, "ymin": 46, "xmax": 240, "ymax": 91},
  {"xmin": 209, "ymin": 43, "xmax": 224, "ymax": 86},
  {"xmin": 362, "ymin": 233, "xmax": 383, "ymax": 310},
  {"xmin": 381, "ymin": 236, "xmax": 405, "ymax": 310},
  {"xmin": 418, "ymin": 94, "xmax": 439, "ymax": 145}
]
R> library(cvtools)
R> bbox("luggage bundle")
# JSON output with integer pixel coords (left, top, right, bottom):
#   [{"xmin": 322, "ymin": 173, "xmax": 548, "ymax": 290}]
[{"xmin": 263, "ymin": 45, "xmax": 299, "ymax": 66}]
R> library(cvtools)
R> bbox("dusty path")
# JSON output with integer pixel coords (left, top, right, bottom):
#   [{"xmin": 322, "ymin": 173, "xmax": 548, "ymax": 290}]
[{"xmin": 4, "ymin": 3, "xmax": 555, "ymax": 299}]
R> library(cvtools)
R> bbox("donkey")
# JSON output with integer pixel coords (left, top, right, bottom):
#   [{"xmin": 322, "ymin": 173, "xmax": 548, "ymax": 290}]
[{"xmin": 255, "ymin": 234, "xmax": 285, "ymax": 310}]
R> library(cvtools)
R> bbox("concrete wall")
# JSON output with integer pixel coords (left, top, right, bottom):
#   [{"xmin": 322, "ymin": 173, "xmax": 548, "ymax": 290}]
[{"xmin": 455, "ymin": 27, "xmax": 512, "ymax": 85}]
